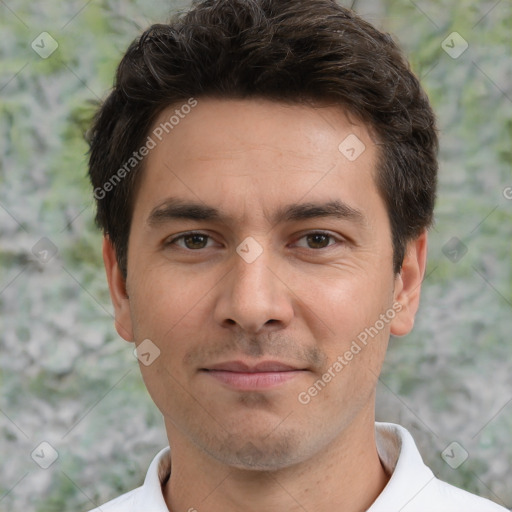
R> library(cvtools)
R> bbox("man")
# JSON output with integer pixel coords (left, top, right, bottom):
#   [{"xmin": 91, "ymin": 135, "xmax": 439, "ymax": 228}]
[{"xmin": 86, "ymin": 0, "xmax": 507, "ymax": 510}]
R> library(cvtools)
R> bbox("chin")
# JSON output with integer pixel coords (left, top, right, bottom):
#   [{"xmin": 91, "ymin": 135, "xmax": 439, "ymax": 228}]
[{"xmin": 203, "ymin": 430, "xmax": 306, "ymax": 471}]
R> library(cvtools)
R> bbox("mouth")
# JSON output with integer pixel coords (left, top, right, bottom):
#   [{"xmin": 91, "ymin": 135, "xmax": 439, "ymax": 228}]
[{"xmin": 200, "ymin": 360, "xmax": 308, "ymax": 390}]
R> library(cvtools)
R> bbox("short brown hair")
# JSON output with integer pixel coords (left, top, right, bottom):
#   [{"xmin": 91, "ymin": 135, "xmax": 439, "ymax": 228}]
[{"xmin": 88, "ymin": 0, "xmax": 438, "ymax": 277}]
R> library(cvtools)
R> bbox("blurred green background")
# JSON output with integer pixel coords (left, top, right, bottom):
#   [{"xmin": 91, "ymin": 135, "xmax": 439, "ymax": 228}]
[{"xmin": 1, "ymin": 0, "xmax": 511, "ymax": 510}]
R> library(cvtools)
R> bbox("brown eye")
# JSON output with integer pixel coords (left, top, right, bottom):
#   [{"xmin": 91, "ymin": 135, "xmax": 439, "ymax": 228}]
[
  {"xmin": 294, "ymin": 232, "xmax": 339, "ymax": 250},
  {"xmin": 306, "ymin": 233, "xmax": 331, "ymax": 249},
  {"xmin": 166, "ymin": 232, "xmax": 212, "ymax": 250},
  {"xmin": 182, "ymin": 234, "xmax": 209, "ymax": 249}
]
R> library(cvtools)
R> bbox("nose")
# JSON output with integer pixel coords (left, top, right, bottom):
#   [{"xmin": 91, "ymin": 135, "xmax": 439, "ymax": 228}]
[{"xmin": 213, "ymin": 240, "xmax": 294, "ymax": 334}]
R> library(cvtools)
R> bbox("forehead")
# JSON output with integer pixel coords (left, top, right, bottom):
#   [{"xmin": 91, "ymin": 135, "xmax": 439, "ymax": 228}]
[
  {"xmin": 133, "ymin": 98, "xmax": 382, "ymax": 227},
  {"xmin": 148, "ymin": 98, "xmax": 374, "ymax": 163}
]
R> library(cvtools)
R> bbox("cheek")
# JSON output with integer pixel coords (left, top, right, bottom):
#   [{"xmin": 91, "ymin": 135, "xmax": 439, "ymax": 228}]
[
  {"xmin": 303, "ymin": 270, "xmax": 391, "ymax": 333},
  {"xmin": 129, "ymin": 265, "xmax": 211, "ymax": 336},
  {"xmin": 301, "ymin": 272, "xmax": 393, "ymax": 395},
  {"xmin": 128, "ymin": 267, "xmax": 221, "ymax": 400},
  {"xmin": 129, "ymin": 270, "xmax": 210, "ymax": 410}
]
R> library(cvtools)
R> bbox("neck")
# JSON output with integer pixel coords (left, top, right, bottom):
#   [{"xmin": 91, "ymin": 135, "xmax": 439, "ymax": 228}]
[{"xmin": 163, "ymin": 408, "xmax": 389, "ymax": 512}]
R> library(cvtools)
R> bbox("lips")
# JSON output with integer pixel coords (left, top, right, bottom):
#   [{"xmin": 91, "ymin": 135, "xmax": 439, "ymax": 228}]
[
  {"xmin": 203, "ymin": 360, "xmax": 300, "ymax": 372},
  {"xmin": 201, "ymin": 360, "xmax": 306, "ymax": 390}
]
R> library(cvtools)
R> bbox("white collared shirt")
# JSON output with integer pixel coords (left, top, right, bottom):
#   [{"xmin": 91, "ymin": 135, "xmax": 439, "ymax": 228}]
[{"xmin": 88, "ymin": 422, "xmax": 508, "ymax": 511}]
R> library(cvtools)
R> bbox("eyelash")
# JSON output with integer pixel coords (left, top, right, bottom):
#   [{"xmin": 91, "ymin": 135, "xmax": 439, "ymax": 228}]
[{"xmin": 164, "ymin": 231, "xmax": 343, "ymax": 251}]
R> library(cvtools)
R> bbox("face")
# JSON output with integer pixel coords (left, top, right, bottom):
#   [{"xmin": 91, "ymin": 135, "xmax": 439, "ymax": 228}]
[{"xmin": 104, "ymin": 98, "xmax": 426, "ymax": 470}]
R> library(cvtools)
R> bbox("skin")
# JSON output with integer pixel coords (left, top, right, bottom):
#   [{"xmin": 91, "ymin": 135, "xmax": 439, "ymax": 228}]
[{"xmin": 103, "ymin": 98, "xmax": 427, "ymax": 512}]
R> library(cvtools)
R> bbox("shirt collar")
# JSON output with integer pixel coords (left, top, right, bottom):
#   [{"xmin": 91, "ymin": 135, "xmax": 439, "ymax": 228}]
[
  {"xmin": 369, "ymin": 422, "xmax": 435, "ymax": 511},
  {"xmin": 132, "ymin": 446, "xmax": 172, "ymax": 511},
  {"xmin": 134, "ymin": 422, "xmax": 432, "ymax": 511}
]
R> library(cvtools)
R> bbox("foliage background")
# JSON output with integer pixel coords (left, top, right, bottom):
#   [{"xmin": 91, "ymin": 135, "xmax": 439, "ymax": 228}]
[{"xmin": 1, "ymin": 0, "xmax": 511, "ymax": 510}]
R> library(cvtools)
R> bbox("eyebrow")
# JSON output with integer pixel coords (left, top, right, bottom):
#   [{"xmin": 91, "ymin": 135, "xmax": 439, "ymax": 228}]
[{"xmin": 147, "ymin": 197, "xmax": 366, "ymax": 228}]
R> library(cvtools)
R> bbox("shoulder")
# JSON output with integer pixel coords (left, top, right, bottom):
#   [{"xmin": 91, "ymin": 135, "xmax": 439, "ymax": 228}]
[
  {"xmin": 86, "ymin": 487, "xmax": 140, "ymax": 512},
  {"xmin": 85, "ymin": 446, "xmax": 171, "ymax": 512},
  {"xmin": 406, "ymin": 477, "xmax": 509, "ymax": 512},
  {"xmin": 373, "ymin": 423, "xmax": 508, "ymax": 512}
]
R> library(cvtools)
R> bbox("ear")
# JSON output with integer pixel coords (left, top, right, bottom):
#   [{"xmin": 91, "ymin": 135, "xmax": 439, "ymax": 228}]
[
  {"xmin": 390, "ymin": 230, "xmax": 428, "ymax": 337},
  {"xmin": 102, "ymin": 236, "xmax": 134, "ymax": 342}
]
